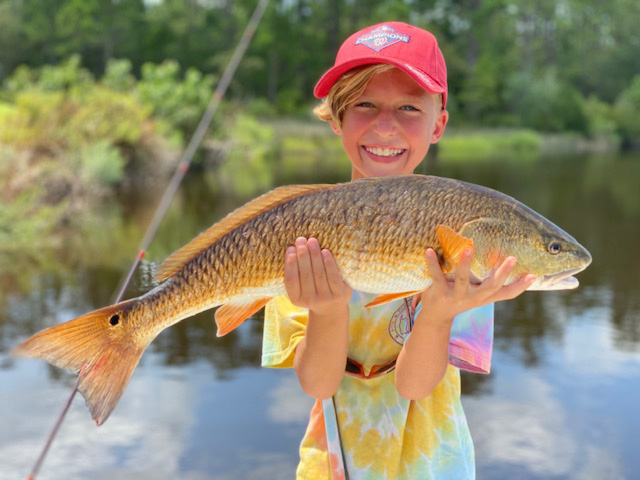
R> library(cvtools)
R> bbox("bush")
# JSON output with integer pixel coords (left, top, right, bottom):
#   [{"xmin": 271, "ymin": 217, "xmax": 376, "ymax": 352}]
[
  {"xmin": 101, "ymin": 58, "xmax": 137, "ymax": 92},
  {"xmin": 0, "ymin": 58, "xmax": 180, "ymax": 253},
  {"xmin": 614, "ymin": 75, "xmax": 640, "ymax": 143},
  {"xmin": 65, "ymin": 85, "xmax": 149, "ymax": 146},
  {"xmin": 78, "ymin": 141, "xmax": 126, "ymax": 186},
  {"xmin": 584, "ymin": 95, "xmax": 618, "ymax": 141},
  {"xmin": 2, "ymin": 55, "xmax": 93, "ymax": 96},
  {"xmin": 137, "ymin": 60, "xmax": 215, "ymax": 138},
  {"xmin": 439, "ymin": 129, "xmax": 542, "ymax": 161}
]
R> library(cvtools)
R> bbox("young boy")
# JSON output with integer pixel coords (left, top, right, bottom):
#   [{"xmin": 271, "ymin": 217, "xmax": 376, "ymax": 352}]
[{"xmin": 262, "ymin": 22, "xmax": 535, "ymax": 479}]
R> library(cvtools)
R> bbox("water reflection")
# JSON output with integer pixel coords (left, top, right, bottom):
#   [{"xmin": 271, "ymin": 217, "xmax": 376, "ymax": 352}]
[
  {"xmin": 0, "ymin": 352, "xmax": 312, "ymax": 480},
  {"xmin": 1, "ymin": 154, "xmax": 639, "ymax": 479}
]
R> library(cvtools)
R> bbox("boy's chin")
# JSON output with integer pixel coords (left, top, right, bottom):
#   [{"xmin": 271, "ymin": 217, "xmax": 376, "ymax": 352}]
[{"xmin": 358, "ymin": 161, "xmax": 412, "ymax": 178}]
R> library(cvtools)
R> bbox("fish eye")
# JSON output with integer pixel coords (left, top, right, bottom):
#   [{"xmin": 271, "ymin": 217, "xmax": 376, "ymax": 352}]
[{"xmin": 548, "ymin": 242, "xmax": 562, "ymax": 255}]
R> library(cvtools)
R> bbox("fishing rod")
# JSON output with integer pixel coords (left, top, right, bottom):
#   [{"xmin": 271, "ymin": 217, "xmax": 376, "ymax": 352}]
[{"xmin": 25, "ymin": 1, "xmax": 269, "ymax": 478}]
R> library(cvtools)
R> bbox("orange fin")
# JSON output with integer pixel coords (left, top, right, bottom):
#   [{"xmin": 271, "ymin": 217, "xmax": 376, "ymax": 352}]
[
  {"xmin": 156, "ymin": 184, "xmax": 335, "ymax": 282},
  {"xmin": 215, "ymin": 298, "xmax": 271, "ymax": 337},
  {"xmin": 364, "ymin": 291, "xmax": 421, "ymax": 308},
  {"xmin": 12, "ymin": 299, "xmax": 150, "ymax": 426},
  {"xmin": 435, "ymin": 225, "xmax": 475, "ymax": 273}
]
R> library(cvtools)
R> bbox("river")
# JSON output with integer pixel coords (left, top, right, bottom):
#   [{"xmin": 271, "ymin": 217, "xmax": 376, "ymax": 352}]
[{"xmin": 1, "ymin": 152, "xmax": 639, "ymax": 479}]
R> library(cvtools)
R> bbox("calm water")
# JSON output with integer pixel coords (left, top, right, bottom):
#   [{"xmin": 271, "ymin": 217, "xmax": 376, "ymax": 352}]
[{"xmin": 1, "ymin": 153, "xmax": 639, "ymax": 480}]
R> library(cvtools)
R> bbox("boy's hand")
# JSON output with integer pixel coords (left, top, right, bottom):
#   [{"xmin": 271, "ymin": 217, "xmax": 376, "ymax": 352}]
[
  {"xmin": 420, "ymin": 247, "xmax": 536, "ymax": 323},
  {"xmin": 284, "ymin": 237, "xmax": 352, "ymax": 315}
]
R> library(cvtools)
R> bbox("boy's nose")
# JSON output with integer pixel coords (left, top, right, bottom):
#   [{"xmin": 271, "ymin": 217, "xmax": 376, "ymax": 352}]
[{"xmin": 372, "ymin": 110, "xmax": 398, "ymax": 136}]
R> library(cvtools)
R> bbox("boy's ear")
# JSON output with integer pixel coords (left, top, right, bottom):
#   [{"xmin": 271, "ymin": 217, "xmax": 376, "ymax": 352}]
[
  {"xmin": 330, "ymin": 122, "xmax": 341, "ymax": 135},
  {"xmin": 430, "ymin": 110, "xmax": 449, "ymax": 144}
]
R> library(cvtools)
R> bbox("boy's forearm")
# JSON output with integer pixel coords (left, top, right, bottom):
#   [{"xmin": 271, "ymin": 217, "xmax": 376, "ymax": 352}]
[
  {"xmin": 395, "ymin": 310, "xmax": 453, "ymax": 400},
  {"xmin": 294, "ymin": 305, "xmax": 349, "ymax": 399}
]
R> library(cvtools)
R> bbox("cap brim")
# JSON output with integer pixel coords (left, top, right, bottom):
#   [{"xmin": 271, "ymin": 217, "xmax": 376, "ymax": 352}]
[{"xmin": 314, "ymin": 56, "xmax": 446, "ymax": 103}]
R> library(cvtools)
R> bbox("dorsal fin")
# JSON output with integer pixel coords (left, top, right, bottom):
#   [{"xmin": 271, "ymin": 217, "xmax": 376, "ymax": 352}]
[{"xmin": 156, "ymin": 184, "xmax": 334, "ymax": 282}]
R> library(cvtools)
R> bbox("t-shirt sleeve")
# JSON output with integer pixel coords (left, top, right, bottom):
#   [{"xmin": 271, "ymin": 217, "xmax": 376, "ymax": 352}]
[
  {"xmin": 414, "ymin": 302, "xmax": 494, "ymax": 374},
  {"xmin": 261, "ymin": 295, "xmax": 309, "ymax": 368}
]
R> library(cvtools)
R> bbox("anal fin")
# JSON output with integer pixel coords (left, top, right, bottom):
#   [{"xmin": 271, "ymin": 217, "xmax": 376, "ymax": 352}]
[
  {"xmin": 364, "ymin": 291, "xmax": 421, "ymax": 308},
  {"xmin": 215, "ymin": 298, "xmax": 271, "ymax": 337}
]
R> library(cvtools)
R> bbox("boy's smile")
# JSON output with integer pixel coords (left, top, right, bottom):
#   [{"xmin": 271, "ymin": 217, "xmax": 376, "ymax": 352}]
[
  {"xmin": 334, "ymin": 68, "xmax": 448, "ymax": 180},
  {"xmin": 362, "ymin": 145, "xmax": 406, "ymax": 163}
]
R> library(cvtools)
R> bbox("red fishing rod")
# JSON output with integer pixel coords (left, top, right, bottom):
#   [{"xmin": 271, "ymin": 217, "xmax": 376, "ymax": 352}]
[{"xmin": 25, "ymin": 1, "xmax": 269, "ymax": 478}]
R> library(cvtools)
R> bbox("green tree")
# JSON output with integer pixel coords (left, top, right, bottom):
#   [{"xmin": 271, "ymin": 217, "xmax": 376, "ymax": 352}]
[{"xmin": 614, "ymin": 76, "xmax": 640, "ymax": 145}]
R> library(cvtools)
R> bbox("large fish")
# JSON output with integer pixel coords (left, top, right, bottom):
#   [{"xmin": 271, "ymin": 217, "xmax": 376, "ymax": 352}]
[{"xmin": 13, "ymin": 175, "xmax": 591, "ymax": 424}]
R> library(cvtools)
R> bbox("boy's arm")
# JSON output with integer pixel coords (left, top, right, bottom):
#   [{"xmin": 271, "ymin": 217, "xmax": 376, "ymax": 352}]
[
  {"xmin": 395, "ymin": 248, "xmax": 536, "ymax": 400},
  {"xmin": 284, "ymin": 237, "xmax": 352, "ymax": 400}
]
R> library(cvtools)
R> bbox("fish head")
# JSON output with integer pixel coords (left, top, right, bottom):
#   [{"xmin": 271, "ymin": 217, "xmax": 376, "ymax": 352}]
[{"xmin": 460, "ymin": 214, "xmax": 592, "ymax": 291}]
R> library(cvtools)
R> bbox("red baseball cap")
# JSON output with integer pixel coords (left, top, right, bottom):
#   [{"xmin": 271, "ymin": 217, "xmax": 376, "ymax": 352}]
[{"xmin": 314, "ymin": 22, "xmax": 448, "ymax": 108}]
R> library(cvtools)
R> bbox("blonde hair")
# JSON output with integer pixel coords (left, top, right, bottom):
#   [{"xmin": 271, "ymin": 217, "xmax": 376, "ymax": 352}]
[{"xmin": 313, "ymin": 64, "xmax": 443, "ymax": 129}]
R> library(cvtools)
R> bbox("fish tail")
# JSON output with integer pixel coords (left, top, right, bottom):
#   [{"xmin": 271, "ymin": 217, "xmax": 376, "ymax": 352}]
[{"xmin": 12, "ymin": 299, "xmax": 149, "ymax": 425}]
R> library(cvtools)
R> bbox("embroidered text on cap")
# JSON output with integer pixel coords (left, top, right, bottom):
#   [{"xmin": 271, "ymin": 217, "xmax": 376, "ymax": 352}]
[{"xmin": 355, "ymin": 25, "xmax": 410, "ymax": 52}]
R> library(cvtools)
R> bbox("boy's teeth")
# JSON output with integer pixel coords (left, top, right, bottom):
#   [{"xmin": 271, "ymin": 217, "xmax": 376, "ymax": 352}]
[{"xmin": 365, "ymin": 146, "xmax": 404, "ymax": 157}]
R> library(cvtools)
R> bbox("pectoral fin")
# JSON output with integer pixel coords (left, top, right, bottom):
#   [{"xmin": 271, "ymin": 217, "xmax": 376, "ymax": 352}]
[
  {"xmin": 364, "ymin": 291, "xmax": 421, "ymax": 308},
  {"xmin": 215, "ymin": 298, "xmax": 271, "ymax": 337},
  {"xmin": 435, "ymin": 225, "xmax": 474, "ymax": 273}
]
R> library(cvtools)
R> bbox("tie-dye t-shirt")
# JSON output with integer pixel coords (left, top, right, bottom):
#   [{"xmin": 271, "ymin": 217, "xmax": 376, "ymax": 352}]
[{"xmin": 261, "ymin": 291, "xmax": 494, "ymax": 480}]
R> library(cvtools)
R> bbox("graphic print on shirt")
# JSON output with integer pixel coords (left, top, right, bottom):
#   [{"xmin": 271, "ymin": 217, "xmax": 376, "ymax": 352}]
[{"xmin": 388, "ymin": 299, "xmax": 415, "ymax": 345}]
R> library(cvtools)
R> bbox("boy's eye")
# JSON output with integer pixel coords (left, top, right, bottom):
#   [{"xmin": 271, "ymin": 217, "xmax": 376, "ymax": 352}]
[
  {"xmin": 400, "ymin": 105, "xmax": 420, "ymax": 111},
  {"xmin": 355, "ymin": 102, "xmax": 375, "ymax": 108}
]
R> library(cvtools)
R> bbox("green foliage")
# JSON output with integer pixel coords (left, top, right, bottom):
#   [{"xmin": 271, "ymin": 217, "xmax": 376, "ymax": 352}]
[
  {"xmin": 78, "ymin": 141, "xmax": 126, "ymax": 186},
  {"xmin": 0, "ymin": 146, "xmax": 66, "ymax": 256},
  {"xmin": 439, "ymin": 129, "xmax": 543, "ymax": 161},
  {"xmin": 66, "ymin": 85, "xmax": 148, "ymax": 146},
  {"xmin": 0, "ymin": 188, "xmax": 65, "ymax": 252},
  {"xmin": 458, "ymin": 56, "xmax": 502, "ymax": 122},
  {"xmin": 503, "ymin": 71, "xmax": 588, "ymax": 133},
  {"xmin": 0, "ymin": 89, "xmax": 68, "ymax": 147},
  {"xmin": 137, "ymin": 60, "xmax": 215, "ymax": 137},
  {"xmin": 1, "ymin": 83, "xmax": 149, "ymax": 161},
  {"xmin": 101, "ymin": 59, "xmax": 137, "ymax": 92},
  {"xmin": 583, "ymin": 96, "xmax": 618, "ymax": 141},
  {"xmin": 217, "ymin": 113, "xmax": 277, "ymax": 197},
  {"xmin": 1, "ymin": 0, "xmax": 639, "ymax": 136},
  {"xmin": 275, "ymin": 124, "xmax": 349, "ymax": 181},
  {"xmin": 614, "ymin": 76, "xmax": 640, "ymax": 143},
  {"xmin": 0, "ymin": 57, "xmax": 180, "ymax": 252},
  {"xmin": 3, "ymin": 55, "xmax": 94, "ymax": 96}
]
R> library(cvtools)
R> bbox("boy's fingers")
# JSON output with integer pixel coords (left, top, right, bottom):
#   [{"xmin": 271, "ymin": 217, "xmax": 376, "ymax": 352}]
[
  {"xmin": 425, "ymin": 248, "xmax": 446, "ymax": 286},
  {"xmin": 454, "ymin": 248, "xmax": 473, "ymax": 296},
  {"xmin": 494, "ymin": 256, "xmax": 517, "ymax": 284},
  {"xmin": 283, "ymin": 246, "xmax": 300, "ymax": 299},
  {"xmin": 477, "ymin": 256, "xmax": 516, "ymax": 295},
  {"xmin": 295, "ymin": 237, "xmax": 316, "ymax": 298},
  {"xmin": 488, "ymin": 274, "xmax": 536, "ymax": 303},
  {"xmin": 322, "ymin": 249, "xmax": 348, "ymax": 296},
  {"xmin": 307, "ymin": 238, "xmax": 331, "ymax": 297}
]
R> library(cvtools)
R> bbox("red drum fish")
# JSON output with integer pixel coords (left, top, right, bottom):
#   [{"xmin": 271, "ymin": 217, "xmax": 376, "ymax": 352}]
[{"xmin": 14, "ymin": 175, "xmax": 592, "ymax": 424}]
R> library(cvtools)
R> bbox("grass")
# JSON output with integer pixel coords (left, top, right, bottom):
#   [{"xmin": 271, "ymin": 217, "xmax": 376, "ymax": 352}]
[{"xmin": 438, "ymin": 128, "xmax": 543, "ymax": 162}]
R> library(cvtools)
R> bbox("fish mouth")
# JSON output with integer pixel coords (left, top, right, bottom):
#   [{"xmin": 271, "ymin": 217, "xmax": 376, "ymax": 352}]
[{"xmin": 530, "ymin": 266, "xmax": 586, "ymax": 291}]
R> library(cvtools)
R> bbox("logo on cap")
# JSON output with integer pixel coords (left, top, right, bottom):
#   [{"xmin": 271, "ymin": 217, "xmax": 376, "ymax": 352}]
[{"xmin": 355, "ymin": 25, "xmax": 410, "ymax": 52}]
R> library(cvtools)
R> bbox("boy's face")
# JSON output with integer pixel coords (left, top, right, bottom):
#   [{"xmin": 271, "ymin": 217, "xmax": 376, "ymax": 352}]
[{"xmin": 333, "ymin": 68, "xmax": 448, "ymax": 180}]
